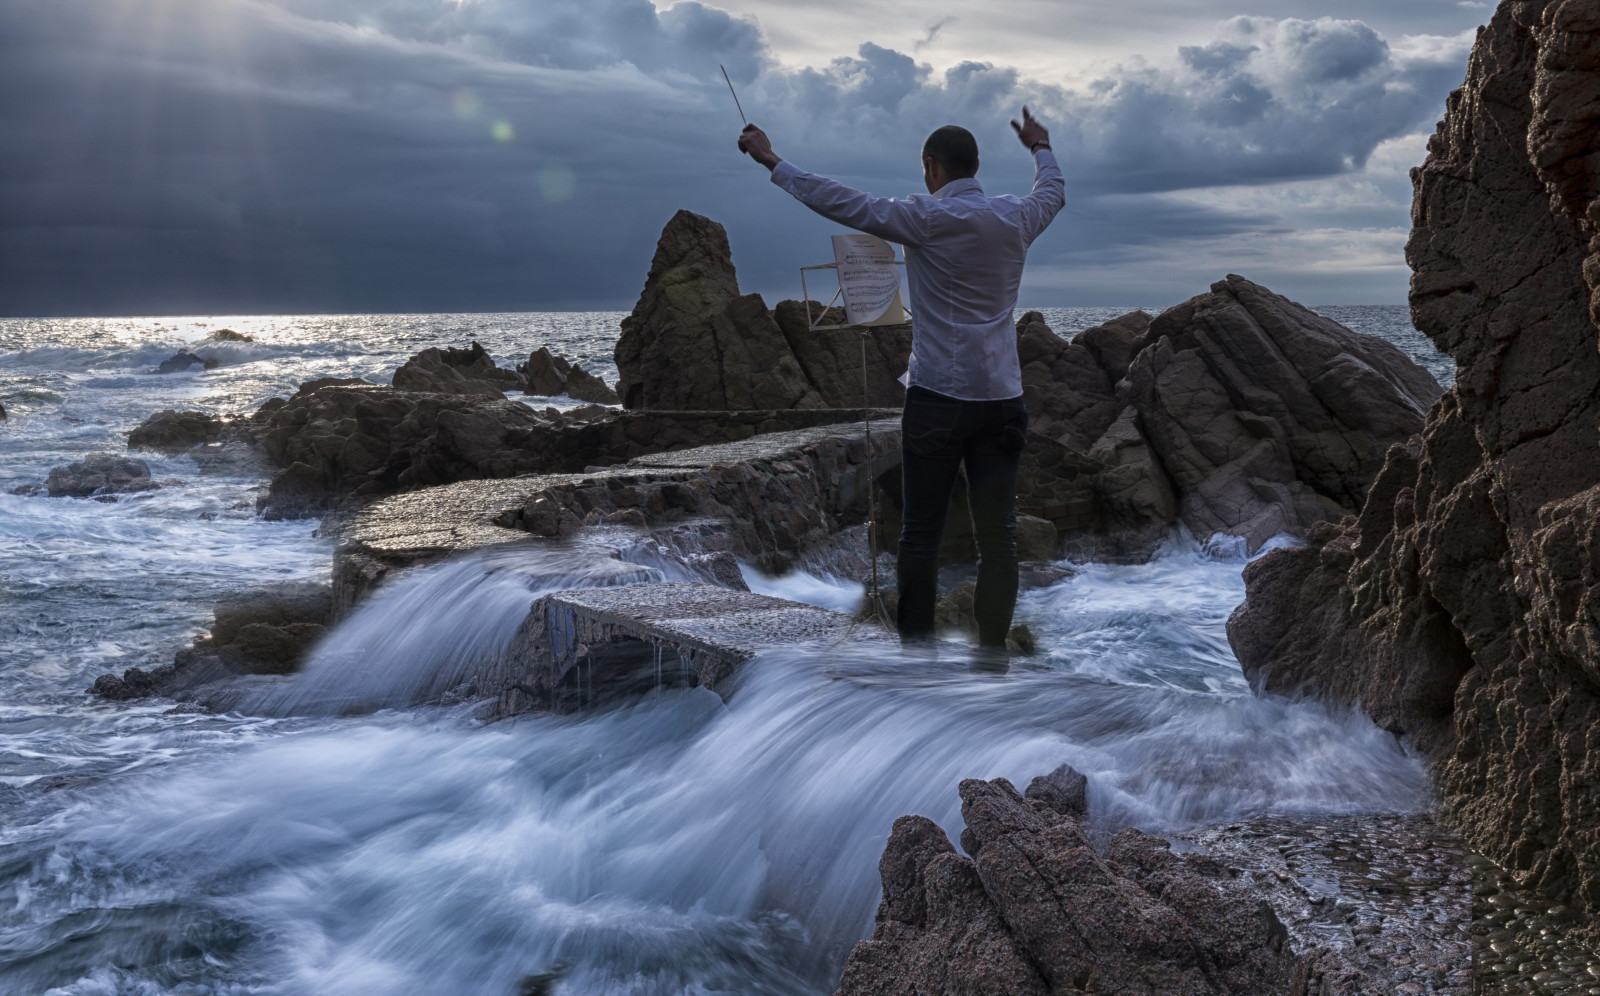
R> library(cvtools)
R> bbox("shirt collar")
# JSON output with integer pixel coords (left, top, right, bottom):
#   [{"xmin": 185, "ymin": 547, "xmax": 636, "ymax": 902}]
[{"xmin": 933, "ymin": 177, "xmax": 983, "ymax": 199}]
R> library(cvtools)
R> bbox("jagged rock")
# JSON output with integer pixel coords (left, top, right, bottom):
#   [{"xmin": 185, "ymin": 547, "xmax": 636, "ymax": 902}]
[
  {"xmin": 521, "ymin": 347, "xmax": 574, "ymax": 396},
  {"xmin": 1016, "ymin": 310, "xmax": 1127, "ymax": 451},
  {"xmin": 615, "ymin": 210, "xmax": 822, "ymax": 410},
  {"xmin": 1228, "ymin": 0, "xmax": 1600, "ymax": 941},
  {"xmin": 1128, "ymin": 276, "xmax": 1441, "ymax": 551},
  {"xmin": 391, "ymin": 341, "xmax": 521, "ymax": 398},
  {"xmin": 154, "ymin": 351, "xmax": 215, "ymax": 374},
  {"xmin": 14, "ymin": 452, "xmax": 174, "ymax": 498},
  {"xmin": 91, "ymin": 584, "xmax": 333, "ymax": 700},
  {"xmin": 202, "ymin": 328, "xmax": 252, "ymax": 342},
  {"xmin": 520, "ymin": 347, "xmax": 621, "ymax": 404},
  {"xmin": 835, "ymin": 775, "xmax": 1301, "ymax": 996}
]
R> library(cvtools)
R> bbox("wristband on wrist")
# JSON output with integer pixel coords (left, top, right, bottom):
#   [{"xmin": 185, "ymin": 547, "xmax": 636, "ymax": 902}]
[{"xmin": 1031, "ymin": 141, "xmax": 1051, "ymax": 152}]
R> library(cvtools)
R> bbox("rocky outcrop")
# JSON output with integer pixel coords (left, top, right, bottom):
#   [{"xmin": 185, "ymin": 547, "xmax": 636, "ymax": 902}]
[
  {"xmin": 835, "ymin": 775, "xmax": 1304, "ymax": 996},
  {"xmin": 391, "ymin": 341, "xmax": 521, "ymax": 397},
  {"xmin": 616, "ymin": 210, "xmax": 819, "ymax": 410},
  {"xmin": 11, "ymin": 452, "xmax": 178, "ymax": 499},
  {"xmin": 615, "ymin": 210, "xmax": 914, "ymax": 411},
  {"xmin": 202, "ymin": 328, "xmax": 252, "ymax": 342},
  {"xmin": 1228, "ymin": 0, "xmax": 1600, "ymax": 940},
  {"xmin": 252, "ymin": 383, "xmax": 567, "ymax": 519},
  {"xmin": 90, "ymin": 582, "xmax": 333, "ymax": 699},
  {"xmin": 519, "ymin": 347, "xmax": 621, "ymax": 404}
]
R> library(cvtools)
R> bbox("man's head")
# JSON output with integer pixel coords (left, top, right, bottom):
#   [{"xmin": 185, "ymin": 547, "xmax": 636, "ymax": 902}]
[{"xmin": 922, "ymin": 125, "xmax": 979, "ymax": 193}]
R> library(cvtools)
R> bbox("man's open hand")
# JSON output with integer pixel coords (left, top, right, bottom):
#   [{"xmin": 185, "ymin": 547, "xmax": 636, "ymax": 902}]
[
  {"xmin": 738, "ymin": 124, "xmax": 782, "ymax": 170},
  {"xmin": 1011, "ymin": 107, "xmax": 1049, "ymax": 152}
]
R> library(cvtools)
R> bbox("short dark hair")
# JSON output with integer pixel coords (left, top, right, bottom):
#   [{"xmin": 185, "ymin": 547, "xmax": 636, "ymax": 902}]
[{"xmin": 922, "ymin": 125, "xmax": 979, "ymax": 177}]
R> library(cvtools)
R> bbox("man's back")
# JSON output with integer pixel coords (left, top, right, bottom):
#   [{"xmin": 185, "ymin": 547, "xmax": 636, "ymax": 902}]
[{"xmin": 766, "ymin": 147, "xmax": 1063, "ymax": 400}]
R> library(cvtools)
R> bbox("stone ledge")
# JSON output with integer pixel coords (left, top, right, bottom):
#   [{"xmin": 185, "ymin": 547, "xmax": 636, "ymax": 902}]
[{"xmin": 481, "ymin": 582, "xmax": 893, "ymax": 716}]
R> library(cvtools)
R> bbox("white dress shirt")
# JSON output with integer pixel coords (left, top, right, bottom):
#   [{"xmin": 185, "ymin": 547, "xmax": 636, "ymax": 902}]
[{"xmin": 771, "ymin": 149, "xmax": 1064, "ymax": 401}]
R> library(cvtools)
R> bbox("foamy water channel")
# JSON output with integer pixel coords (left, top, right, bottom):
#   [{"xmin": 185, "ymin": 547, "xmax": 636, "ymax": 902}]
[{"xmin": 0, "ymin": 311, "xmax": 1438, "ymax": 994}]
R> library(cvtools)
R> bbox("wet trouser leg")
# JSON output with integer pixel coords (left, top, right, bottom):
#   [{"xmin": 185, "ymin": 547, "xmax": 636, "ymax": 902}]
[{"xmin": 896, "ymin": 387, "xmax": 1029, "ymax": 646}]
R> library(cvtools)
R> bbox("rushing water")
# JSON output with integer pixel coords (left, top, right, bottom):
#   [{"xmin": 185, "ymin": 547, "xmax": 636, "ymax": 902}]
[{"xmin": 0, "ymin": 307, "xmax": 1447, "ymax": 994}]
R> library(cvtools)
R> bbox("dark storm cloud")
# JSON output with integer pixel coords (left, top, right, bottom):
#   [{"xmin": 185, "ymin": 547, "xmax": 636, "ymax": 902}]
[{"xmin": 0, "ymin": 0, "xmax": 1470, "ymax": 315}]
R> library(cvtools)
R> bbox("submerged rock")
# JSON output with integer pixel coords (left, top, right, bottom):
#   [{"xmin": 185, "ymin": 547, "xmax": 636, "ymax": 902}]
[
  {"xmin": 1228, "ymin": 0, "xmax": 1600, "ymax": 944},
  {"xmin": 835, "ymin": 775, "xmax": 1302, "ymax": 996},
  {"xmin": 391, "ymin": 341, "xmax": 521, "ymax": 398},
  {"xmin": 201, "ymin": 328, "xmax": 252, "ymax": 342},
  {"xmin": 154, "ymin": 351, "xmax": 216, "ymax": 374}
]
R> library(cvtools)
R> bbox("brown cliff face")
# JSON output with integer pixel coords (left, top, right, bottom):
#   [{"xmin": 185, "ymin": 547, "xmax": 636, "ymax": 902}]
[{"xmin": 1229, "ymin": 0, "xmax": 1600, "ymax": 931}]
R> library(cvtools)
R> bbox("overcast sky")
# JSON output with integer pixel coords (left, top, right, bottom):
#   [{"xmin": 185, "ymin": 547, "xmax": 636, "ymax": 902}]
[{"xmin": 0, "ymin": 0, "xmax": 1488, "ymax": 317}]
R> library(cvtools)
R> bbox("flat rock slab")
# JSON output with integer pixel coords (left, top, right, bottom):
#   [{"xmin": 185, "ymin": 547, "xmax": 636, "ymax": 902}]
[{"xmin": 482, "ymin": 581, "xmax": 891, "ymax": 715}]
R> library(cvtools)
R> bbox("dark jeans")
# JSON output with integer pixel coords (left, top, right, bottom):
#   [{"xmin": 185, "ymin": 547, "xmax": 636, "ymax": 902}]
[{"xmin": 897, "ymin": 385, "xmax": 1029, "ymax": 647}]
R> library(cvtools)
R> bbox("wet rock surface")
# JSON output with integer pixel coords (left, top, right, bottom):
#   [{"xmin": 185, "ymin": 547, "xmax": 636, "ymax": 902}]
[
  {"xmin": 1185, "ymin": 813, "xmax": 1472, "ymax": 995},
  {"xmin": 1471, "ymin": 851, "xmax": 1600, "ymax": 995},
  {"xmin": 1228, "ymin": 0, "xmax": 1600, "ymax": 937}
]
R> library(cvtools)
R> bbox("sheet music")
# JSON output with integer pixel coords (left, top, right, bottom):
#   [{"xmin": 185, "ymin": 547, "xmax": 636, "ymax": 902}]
[{"xmin": 831, "ymin": 234, "xmax": 904, "ymax": 326}]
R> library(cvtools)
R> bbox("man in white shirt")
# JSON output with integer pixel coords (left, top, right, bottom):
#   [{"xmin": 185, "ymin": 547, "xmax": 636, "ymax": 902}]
[{"xmin": 739, "ymin": 110, "xmax": 1064, "ymax": 650}]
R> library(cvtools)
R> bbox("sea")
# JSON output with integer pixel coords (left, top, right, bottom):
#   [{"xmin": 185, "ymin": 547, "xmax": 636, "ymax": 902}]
[{"xmin": 0, "ymin": 306, "xmax": 1452, "ymax": 995}]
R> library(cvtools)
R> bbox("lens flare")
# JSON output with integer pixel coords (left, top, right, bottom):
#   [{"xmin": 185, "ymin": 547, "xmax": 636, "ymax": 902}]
[
  {"xmin": 491, "ymin": 120, "xmax": 515, "ymax": 142},
  {"xmin": 451, "ymin": 88, "xmax": 481, "ymax": 120}
]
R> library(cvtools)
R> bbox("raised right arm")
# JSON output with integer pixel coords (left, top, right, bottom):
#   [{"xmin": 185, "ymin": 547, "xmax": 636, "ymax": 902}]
[
  {"xmin": 770, "ymin": 162, "xmax": 929, "ymax": 247},
  {"xmin": 739, "ymin": 122, "xmax": 926, "ymax": 246}
]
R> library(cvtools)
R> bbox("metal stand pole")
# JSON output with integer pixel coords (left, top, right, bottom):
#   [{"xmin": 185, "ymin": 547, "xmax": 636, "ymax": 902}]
[{"xmin": 862, "ymin": 328, "xmax": 885, "ymax": 625}]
